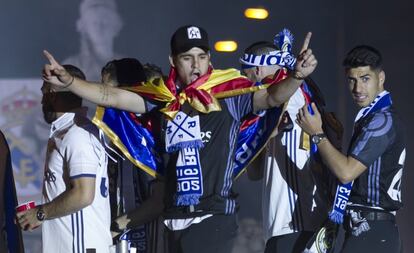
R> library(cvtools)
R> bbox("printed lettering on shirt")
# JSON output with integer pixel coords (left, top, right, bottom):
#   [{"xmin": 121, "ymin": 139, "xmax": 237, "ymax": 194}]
[
  {"xmin": 201, "ymin": 131, "xmax": 212, "ymax": 143},
  {"xmin": 387, "ymin": 149, "xmax": 405, "ymax": 202}
]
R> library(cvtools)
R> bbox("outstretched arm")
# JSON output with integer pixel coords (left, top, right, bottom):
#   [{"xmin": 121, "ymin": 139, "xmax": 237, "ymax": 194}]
[
  {"xmin": 42, "ymin": 50, "xmax": 147, "ymax": 114},
  {"xmin": 253, "ymin": 32, "xmax": 318, "ymax": 111},
  {"xmin": 296, "ymin": 103, "xmax": 366, "ymax": 183}
]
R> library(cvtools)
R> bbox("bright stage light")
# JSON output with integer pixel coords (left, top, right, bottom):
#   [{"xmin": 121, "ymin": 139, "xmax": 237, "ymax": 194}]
[
  {"xmin": 244, "ymin": 8, "xmax": 269, "ymax": 20},
  {"xmin": 214, "ymin": 41, "xmax": 238, "ymax": 52}
]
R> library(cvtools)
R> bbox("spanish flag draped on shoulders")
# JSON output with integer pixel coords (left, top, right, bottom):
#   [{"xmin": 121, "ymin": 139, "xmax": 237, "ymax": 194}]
[{"xmin": 92, "ymin": 64, "xmax": 288, "ymax": 178}]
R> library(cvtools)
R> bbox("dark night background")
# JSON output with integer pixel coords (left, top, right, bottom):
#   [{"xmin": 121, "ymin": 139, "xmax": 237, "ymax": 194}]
[{"xmin": 1, "ymin": 0, "xmax": 413, "ymax": 251}]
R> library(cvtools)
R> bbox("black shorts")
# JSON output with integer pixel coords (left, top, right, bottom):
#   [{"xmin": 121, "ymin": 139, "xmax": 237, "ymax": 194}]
[{"xmin": 166, "ymin": 214, "xmax": 238, "ymax": 253}]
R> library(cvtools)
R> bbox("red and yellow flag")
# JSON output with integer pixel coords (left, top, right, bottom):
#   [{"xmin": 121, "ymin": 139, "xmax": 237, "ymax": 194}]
[{"xmin": 127, "ymin": 67, "xmax": 287, "ymax": 118}]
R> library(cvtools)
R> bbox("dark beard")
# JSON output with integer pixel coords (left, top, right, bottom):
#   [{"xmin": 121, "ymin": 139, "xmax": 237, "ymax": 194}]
[{"xmin": 42, "ymin": 106, "xmax": 56, "ymax": 124}]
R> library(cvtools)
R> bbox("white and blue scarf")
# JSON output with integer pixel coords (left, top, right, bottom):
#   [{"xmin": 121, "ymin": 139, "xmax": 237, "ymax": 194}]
[
  {"xmin": 165, "ymin": 111, "xmax": 204, "ymax": 206},
  {"xmin": 328, "ymin": 90, "xmax": 392, "ymax": 224},
  {"xmin": 239, "ymin": 28, "xmax": 297, "ymax": 70}
]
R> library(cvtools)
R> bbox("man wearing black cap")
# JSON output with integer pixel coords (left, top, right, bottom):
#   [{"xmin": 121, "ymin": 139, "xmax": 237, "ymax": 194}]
[
  {"xmin": 168, "ymin": 26, "xmax": 211, "ymax": 87},
  {"xmin": 170, "ymin": 25, "xmax": 210, "ymax": 55},
  {"xmin": 42, "ymin": 25, "xmax": 318, "ymax": 252}
]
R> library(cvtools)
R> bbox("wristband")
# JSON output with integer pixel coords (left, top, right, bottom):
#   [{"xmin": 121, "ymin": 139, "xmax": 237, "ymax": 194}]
[{"xmin": 62, "ymin": 76, "xmax": 75, "ymax": 89}]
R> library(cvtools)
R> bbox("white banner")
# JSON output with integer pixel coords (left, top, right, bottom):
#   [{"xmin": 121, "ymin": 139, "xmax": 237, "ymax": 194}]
[{"xmin": 0, "ymin": 79, "xmax": 47, "ymax": 205}]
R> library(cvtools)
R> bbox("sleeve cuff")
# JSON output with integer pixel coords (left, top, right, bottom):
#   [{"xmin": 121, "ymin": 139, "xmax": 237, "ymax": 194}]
[{"xmin": 70, "ymin": 173, "xmax": 96, "ymax": 179}]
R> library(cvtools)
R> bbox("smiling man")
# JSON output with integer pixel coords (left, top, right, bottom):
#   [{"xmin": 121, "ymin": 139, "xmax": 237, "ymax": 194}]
[
  {"xmin": 42, "ymin": 25, "xmax": 317, "ymax": 253},
  {"xmin": 297, "ymin": 45, "xmax": 405, "ymax": 253}
]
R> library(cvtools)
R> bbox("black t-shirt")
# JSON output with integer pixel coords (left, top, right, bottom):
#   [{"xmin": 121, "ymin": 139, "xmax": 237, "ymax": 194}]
[
  {"xmin": 348, "ymin": 106, "xmax": 405, "ymax": 211},
  {"xmin": 146, "ymin": 94, "xmax": 253, "ymax": 218}
]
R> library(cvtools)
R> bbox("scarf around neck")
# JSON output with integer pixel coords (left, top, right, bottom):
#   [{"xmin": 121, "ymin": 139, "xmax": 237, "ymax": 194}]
[{"xmin": 328, "ymin": 90, "xmax": 392, "ymax": 224}]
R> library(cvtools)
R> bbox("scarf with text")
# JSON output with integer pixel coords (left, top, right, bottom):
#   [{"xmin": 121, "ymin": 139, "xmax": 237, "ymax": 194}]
[
  {"xmin": 328, "ymin": 90, "xmax": 392, "ymax": 224},
  {"xmin": 165, "ymin": 111, "xmax": 204, "ymax": 206},
  {"xmin": 233, "ymin": 69, "xmax": 287, "ymax": 177},
  {"xmin": 239, "ymin": 28, "xmax": 296, "ymax": 70}
]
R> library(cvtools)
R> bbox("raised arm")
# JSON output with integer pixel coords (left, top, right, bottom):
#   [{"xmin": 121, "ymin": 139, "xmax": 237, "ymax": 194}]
[
  {"xmin": 253, "ymin": 32, "xmax": 318, "ymax": 111},
  {"xmin": 42, "ymin": 50, "xmax": 147, "ymax": 114}
]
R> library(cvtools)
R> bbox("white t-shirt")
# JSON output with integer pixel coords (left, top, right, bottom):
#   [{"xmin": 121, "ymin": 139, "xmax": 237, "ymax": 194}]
[
  {"xmin": 262, "ymin": 89, "xmax": 312, "ymax": 240},
  {"xmin": 42, "ymin": 112, "xmax": 112, "ymax": 253}
]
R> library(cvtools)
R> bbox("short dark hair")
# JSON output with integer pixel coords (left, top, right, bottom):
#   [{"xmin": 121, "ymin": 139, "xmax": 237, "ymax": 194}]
[
  {"xmin": 59, "ymin": 65, "xmax": 85, "ymax": 106},
  {"xmin": 62, "ymin": 64, "xmax": 86, "ymax": 80},
  {"xmin": 143, "ymin": 63, "xmax": 164, "ymax": 80},
  {"xmin": 244, "ymin": 41, "xmax": 278, "ymax": 55},
  {"xmin": 101, "ymin": 58, "xmax": 146, "ymax": 87},
  {"xmin": 342, "ymin": 45, "xmax": 383, "ymax": 70}
]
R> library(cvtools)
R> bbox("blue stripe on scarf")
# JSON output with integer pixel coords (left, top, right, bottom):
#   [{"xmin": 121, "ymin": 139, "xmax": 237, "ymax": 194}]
[
  {"xmin": 165, "ymin": 112, "xmax": 204, "ymax": 207},
  {"xmin": 329, "ymin": 182, "xmax": 353, "ymax": 224},
  {"xmin": 174, "ymin": 148, "xmax": 203, "ymax": 206},
  {"xmin": 233, "ymin": 106, "xmax": 282, "ymax": 177},
  {"xmin": 165, "ymin": 140, "xmax": 204, "ymax": 153}
]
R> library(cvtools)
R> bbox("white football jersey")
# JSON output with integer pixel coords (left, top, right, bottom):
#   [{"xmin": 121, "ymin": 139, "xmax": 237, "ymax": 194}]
[
  {"xmin": 42, "ymin": 112, "xmax": 112, "ymax": 253},
  {"xmin": 262, "ymin": 88, "xmax": 329, "ymax": 241}
]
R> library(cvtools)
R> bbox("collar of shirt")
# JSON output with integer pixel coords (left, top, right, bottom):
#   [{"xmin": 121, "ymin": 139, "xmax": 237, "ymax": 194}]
[{"xmin": 49, "ymin": 107, "xmax": 88, "ymax": 137}]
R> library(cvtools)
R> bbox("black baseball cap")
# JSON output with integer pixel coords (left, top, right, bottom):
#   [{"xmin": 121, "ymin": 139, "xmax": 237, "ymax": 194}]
[{"xmin": 170, "ymin": 25, "xmax": 210, "ymax": 55}]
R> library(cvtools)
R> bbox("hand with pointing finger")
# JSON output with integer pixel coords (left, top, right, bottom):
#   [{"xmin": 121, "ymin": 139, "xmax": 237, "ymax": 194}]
[
  {"xmin": 293, "ymin": 32, "xmax": 318, "ymax": 79},
  {"xmin": 42, "ymin": 50, "xmax": 74, "ymax": 88}
]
